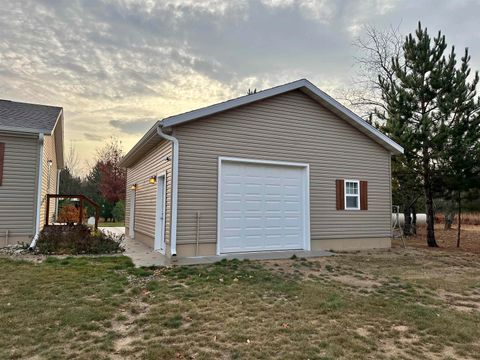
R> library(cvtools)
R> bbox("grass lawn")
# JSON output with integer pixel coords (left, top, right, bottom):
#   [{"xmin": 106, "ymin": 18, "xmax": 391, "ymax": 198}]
[
  {"xmin": 99, "ymin": 221, "xmax": 125, "ymax": 227},
  {"xmin": 1, "ymin": 248, "xmax": 480, "ymax": 359}
]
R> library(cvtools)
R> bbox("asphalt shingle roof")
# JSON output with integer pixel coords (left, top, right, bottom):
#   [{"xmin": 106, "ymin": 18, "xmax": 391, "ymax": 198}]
[{"xmin": 0, "ymin": 99, "xmax": 62, "ymax": 133}]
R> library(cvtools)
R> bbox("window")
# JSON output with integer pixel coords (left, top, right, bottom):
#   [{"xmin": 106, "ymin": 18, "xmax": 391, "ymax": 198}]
[{"xmin": 344, "ymin": 180, "xmax": 360, "ymax": 210}]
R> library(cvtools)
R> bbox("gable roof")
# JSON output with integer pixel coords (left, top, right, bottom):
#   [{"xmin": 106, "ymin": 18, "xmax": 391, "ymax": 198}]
[
  {"xmin": 0, "ymin": 99, "xmax": 63, "ymax": 134},
  {"xmin": 121, "ymin": 79, "xmax": 403, "ymax": 167}
]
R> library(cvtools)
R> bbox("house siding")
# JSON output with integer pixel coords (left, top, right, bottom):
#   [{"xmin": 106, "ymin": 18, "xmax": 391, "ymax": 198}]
[
  {"xmin": 39, "ymin": 133, "xmax": 58, "ymax": 228},
  {"xmin": 173, "ymin": 90, "xmax": 392, "ymax": 255},
  {"xmin": 125, "ymin": 141, "xmax": 172, "ymax": 249},
  {"xmin": 0, "ymin": 131, "xmax": 38, "ymax": 244}
]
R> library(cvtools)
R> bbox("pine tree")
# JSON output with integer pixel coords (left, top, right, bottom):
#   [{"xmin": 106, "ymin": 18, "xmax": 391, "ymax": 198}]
[
  {"xmin": 378, "ymin": 23, "xmax": 480, "ymax": 247},
  {"xmin": 436, "ymin": 48, "xmax": 480, "ymax": 246}
]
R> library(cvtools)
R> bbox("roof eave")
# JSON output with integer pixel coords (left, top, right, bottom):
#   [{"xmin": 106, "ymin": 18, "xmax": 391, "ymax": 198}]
[
  {"xmin": 0, "ymin": 125, "xmax": 53, "ymax": 135},
  {"xmin": 120, "ymin": 121, "xmax": 161, "ymax": 168},
  {"xmin": 161, "ymin": 79, "xmax": 403, "ymax": 155},
  {"xmin": 123, "ymin": 79, "xmax": 403, "ymax": 166},
  {"xmin": 52, "ymin": 110, "xmax": 65, "ymax": 169}
]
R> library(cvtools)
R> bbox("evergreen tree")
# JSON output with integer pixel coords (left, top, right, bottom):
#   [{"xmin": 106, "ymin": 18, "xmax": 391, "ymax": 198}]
[
  {"xmin": 378, "ymin": 23, "xmax": 480, "ymax": 247},
  {"xmin": 436, "ymin": 48, "xmax": 480, "ymax": 246},
  {"xmin": 59, "ymin": 166, "xmax": 82, "ymax": 194}
]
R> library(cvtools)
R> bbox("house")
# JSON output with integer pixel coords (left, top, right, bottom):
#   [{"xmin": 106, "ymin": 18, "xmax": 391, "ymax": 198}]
[
  {"xmin": 121, "ymin": 79, "xmax": 403, "ymax": 259},
  {"xmin": 0, "ymin": 99, "xmax": 64, "ymax": 246}
]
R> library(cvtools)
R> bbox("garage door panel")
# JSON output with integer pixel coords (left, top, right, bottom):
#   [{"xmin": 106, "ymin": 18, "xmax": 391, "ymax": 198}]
[{"xmin": 219, "ymin": 160, "xmax": 308, "ymax": 254}]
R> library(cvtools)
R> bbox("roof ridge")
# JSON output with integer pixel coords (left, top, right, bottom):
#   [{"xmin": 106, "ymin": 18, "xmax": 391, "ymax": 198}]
[
  {"xmin": 161, "ymin": 78, "xmax": 307, "ymax": 123},
  {"xmin": 0, "ymin": 98, "xmax": 63, "ymax": 110}
]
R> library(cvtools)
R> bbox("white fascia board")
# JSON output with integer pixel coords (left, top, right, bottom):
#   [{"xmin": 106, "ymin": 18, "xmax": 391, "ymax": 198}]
[
  {"xmin": 119, "ymin": 121, "xmax": 160, "ymax": 167},
  {"xmin": 160, "ymin": 79, "xmax": 403, "ymax": 155},
  {"xmin": 161, "ymin": 79, "xmax": 307, "ymax": 128},
  {"xmin": 300, "ymin": 80, "xmax": 404, "ymax": 155}
]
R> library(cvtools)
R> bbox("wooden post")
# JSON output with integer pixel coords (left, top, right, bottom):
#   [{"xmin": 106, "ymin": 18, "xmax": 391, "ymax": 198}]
[
  {"xmin": 45, "ymin": 194, "xmax": 50, "ymax": 226},
  {"xmin": 94, "ymin": 205, "xmax": 99, "ymax": 230},
  {"xmin": 79, "ymin": 197, "xmax": 84, "ymax": 225}
]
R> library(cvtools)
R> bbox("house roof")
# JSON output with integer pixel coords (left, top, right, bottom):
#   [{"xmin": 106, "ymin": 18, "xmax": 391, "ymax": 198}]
[
  {"xmin": 0, "ymin": 99, "xmax": 63, "ymax": 134},
  {"xmin": 121, "ymin": 79, "xmax": 403, "ymax": 167}
]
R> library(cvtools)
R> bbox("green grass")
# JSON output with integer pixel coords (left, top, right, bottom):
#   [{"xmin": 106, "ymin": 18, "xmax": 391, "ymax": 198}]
[
  {"xmin": 1, "ymin": 249, "xmax": 479, "ymax": 359},
  {"xmin": 99, "ymin": 221, "xmax": 125, "ymax": 227}
]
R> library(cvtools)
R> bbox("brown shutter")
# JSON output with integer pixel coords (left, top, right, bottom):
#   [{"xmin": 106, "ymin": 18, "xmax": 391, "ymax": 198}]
[
  {"xmin": 360, "ymin": 180, "xmax": 368, "ymax": 210},
  {"xmin": 0, "ymin": 142, "xmax": 4, "ymax": 186},
  {"xmin": 336, "ymin": 179, "xmax": 344, "ymax": 210}
]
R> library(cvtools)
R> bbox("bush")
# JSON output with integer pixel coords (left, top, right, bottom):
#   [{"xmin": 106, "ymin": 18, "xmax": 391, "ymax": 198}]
[
  {"xmin": 112, "ymin": 200, "xmax": 125, "ymax": 222},
  {"xmin": 37, "ymin": 224, "xmax": 124, "ymax": 255},
  {"xmin": 57, "ymin": 205, "xmax": 87, "ymax": 224}
]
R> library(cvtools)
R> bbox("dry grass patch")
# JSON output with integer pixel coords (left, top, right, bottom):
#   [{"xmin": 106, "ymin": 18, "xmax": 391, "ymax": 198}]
[{"xmin": 1, "ymin": 247, "xmax": 480, "ymax": 359}]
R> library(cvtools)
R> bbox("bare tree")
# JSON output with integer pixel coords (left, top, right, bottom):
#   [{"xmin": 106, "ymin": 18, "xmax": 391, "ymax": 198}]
[
  {"xmin": 340, "ymin": 24, "xmax": 403, "ymax": 121},
  {"xmin": 64, "ymin": 141, "xmax": 80, "ymax": 175},
  {"xmin": 342, "ymin": 24, "xmax": 422, "ymax": 237},
  {"xmin": 96, "ymin": 136, "xmax": 124, "ymax": 164}
]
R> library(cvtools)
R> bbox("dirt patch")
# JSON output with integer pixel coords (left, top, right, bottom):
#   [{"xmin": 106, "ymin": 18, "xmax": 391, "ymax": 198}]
[
  {"xmin": 111, "ymin": 287, "xmax": 151, "ymax": 357},
  {"xmin": 392, "ymin": 325, "xmax": 409, "ymax": 332},
  {"xmin": 395, "ymin": 224, "xmax": 480, "ymax": 254},
  {"xmin": 332, "ymin": 274, "xmax": 381, "ymax": 290},
  {"xmin": 355, "ymin": 326, "xmax": 373, "ymax": 337},
  {"xmin": 437, "ymin": 289, "xmax": 480, "ymax": 313}
]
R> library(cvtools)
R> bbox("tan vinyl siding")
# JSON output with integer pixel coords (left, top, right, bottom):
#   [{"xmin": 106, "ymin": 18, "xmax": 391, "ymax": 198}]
[
  {"xmin": 125, "ymin": 140, "xmax": 172, "ymax": 248},
  {"xmin": 39, "ymin": 134, "xmax": 58, "ymax": 228},
  {"xmin": 174, "ymin": 90, "xmax": 392, "ymax": 250},
  {"xmin": 0, "ymin": 132, "xmax": 38, "ymax": 244}
]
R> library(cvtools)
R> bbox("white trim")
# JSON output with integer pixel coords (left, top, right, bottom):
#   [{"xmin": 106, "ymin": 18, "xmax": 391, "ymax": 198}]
[
  {"xmin": 121, "ymin": 79, "xmax": 403, "ymax": 168},
  {"xmin": 217, "ymin": 156, "xmax": 311, "ymax": 255},
  {"xmin": 344, "ymin": 179, "xmax": 360, "ymax": 210},
  {"xmin": 29, "ymin": 133, "xmax": 45, "ymax": 249},
  {"xmin": 156, "ymin": 126, "xmax": 178, "ymax": 256},
  {"xmin": 129, "ymin": 189, "xmax": 136, "ymax": 239},
  {"xmin": 160, "ymin": 79, "xmax": 403, "ymax": 155},
  {"xmin": 154, "ymin": 171, "xmax": 167, "ymax": 254}
]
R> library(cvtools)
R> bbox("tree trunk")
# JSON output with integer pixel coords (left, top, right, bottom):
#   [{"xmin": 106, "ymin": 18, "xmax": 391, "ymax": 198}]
[
  {"xmin": 403, "ymin": 209, "xmax": 412, "ymax": 236},
  {"xmin": 411, "ymin": 204, "xmax": 417, "ymax": 235},
  {"xmin": 444, "ymin": 212, "xmax": 453, "ymax": 230},
  {"xmin": 423, "ymin": 162, "xmax": 438, "ymax": 247},
  {"xmin": 457, "ymin": 193, "xmax": 461, "ymax": 248}
]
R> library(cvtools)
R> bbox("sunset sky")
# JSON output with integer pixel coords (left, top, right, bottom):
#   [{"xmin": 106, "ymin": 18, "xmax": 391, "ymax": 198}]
[{"xmin": 1, "ymin": 0, "xmax": 479, "ymax": 175}]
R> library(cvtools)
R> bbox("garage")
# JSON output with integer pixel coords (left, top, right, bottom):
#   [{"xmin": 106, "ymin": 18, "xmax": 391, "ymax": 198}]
[{"xmin": 217, "ymin": 157, "xmax": 310, "ymax": 254}]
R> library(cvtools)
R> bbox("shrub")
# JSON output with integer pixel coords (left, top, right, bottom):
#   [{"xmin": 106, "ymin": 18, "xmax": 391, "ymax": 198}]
[
  {"xmin": 37, "ymin": 224, "xmax": 124, "ymax": 255},
  {"xmin": 112, "ymin": 200, "xmax": 125, "ymax": 222},
  {"xmin": 57, "ymin": 205, "xmax": 87, "ymax": 224}
]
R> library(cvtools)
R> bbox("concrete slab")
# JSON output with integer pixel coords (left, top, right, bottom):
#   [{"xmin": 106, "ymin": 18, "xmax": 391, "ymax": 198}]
[
  {"xmin": 122, "ymin": 235, "xmax": 333, "ymax": 267},
  {"xmin": 123, "ymin": 236, "xmax": 169, "ymax": 267}
]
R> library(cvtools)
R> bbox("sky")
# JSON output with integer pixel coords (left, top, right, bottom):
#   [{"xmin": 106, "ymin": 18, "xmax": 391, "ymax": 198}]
[{"xmin": 1, "ymin": 0, "xmax": 480, "ymax": 175}]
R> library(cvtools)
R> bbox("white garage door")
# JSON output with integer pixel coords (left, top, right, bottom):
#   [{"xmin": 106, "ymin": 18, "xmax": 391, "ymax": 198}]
[{"xmin": 218, "ymin": 158, "xmax": 309, "ymax": 254}]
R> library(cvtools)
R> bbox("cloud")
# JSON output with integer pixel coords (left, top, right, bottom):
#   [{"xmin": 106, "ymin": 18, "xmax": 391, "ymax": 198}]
[
  {"xmin": 84, "ymin": 133, "xmax": 104, "ymax": 142},
  {"xmin": 0, "ymin": 0, "xmax": 479, "ymax": 175},
  {"xmin": 109, "ymin": 118, "xmax": 156, "ymax": 134}
]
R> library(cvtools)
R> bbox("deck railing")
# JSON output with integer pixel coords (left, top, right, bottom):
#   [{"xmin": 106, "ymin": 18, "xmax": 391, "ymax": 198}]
[{"xmin": 45, "ymin": 194, "xmax": 100, "ymax": 229}]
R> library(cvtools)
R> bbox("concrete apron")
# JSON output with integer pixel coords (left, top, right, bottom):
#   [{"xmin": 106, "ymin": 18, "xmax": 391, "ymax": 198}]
[{"xmin": 123, "ymin": 235, "xmax": 334, "ymax": 267}]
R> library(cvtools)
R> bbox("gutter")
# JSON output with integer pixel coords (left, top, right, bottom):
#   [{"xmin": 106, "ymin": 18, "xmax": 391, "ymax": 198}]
[
  {"xmin": 30, "ymin": 133, "xmax": 45, "ymax": 249},
  {"xmin": 156, "ymin": 125, "xmax": 178, "ymax": 257}
]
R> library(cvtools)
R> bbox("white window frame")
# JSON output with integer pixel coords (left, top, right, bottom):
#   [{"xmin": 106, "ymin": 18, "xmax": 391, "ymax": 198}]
[{"xmin": 344, "ymin": 179, "xmax": 360, "ymax": 210}]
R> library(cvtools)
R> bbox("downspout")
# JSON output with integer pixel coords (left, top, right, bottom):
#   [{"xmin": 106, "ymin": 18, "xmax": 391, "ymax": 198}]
[
  {"xmin": 30, "ymin": 133, "xmax": 45, "ymax": 249},
  {"xmin": 55, "ymin": 169, "xmax": 61, "ymax": 221},
  {"xmin": 156, "ymin": 125, "xmax": 178, "ymax": 257}
]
